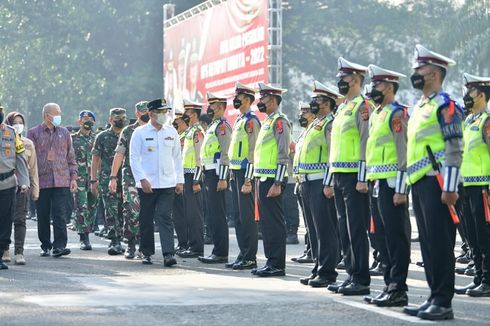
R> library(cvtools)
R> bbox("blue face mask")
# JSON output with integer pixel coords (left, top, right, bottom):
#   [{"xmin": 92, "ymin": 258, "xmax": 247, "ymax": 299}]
[{"xmin": 52, "ymin": 115, "xmax": 62, "ymax": 126}]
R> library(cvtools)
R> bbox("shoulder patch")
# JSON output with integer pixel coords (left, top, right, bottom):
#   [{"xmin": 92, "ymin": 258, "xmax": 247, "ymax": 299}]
[
  {"xmin": 360, "ymin": 106, "xmax": 370, "ymax": 121},
  {"xmin": 246, "ymin": 119, "xmax": 254, "ymax": 133},
  {"xmin": 219, "ymin": 122, "xmax": 226, "ymax": 135},
  {"xmin": 15, "ymin": 135, "xmax": 25, "ymax": 154},
  {"xmin": 485, "ymin": 121, "xmax": 490, "ymax": 140},
  {"xmin": 392, "ymin": 117, "xmax": 402, "ymax": 133},
  {"xmin": 276, "ymin": 119, "xmax": 284, "ymax": 134}
]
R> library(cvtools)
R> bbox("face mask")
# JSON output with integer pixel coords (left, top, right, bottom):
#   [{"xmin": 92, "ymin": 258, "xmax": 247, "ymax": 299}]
[
  {"xmin": 309, "ymin": 100, "xmax": 320, "ymax": 114},
  {"xmin": 140, "ymin": 114, "xmax": 150, "ymax": 123},
  {"xmin": 337, "ymin": 80, "xmax": 350, "ymax": 95},
  {"xmin": 299, "ymin": 116, "xmax": 308, "ymax": 128},
  {"xmin": 52, "ymin": 115, "xmax": 62, "ymax": 126},
  {"xmin": 113, "ymin": 119, "xmax": 125, "ymax": 128},
  {"xmin": 410, "ymin": 72, "xmax": 425, "ymax": 90},
  {"xmin": 182, "ymin": 114, "xmax": 190, "ymax": 124},
  {"xmin": 257, "ymin": 101, "xmax": 267, "ymax": 113},
  {"xmin": 370, "ymin": 88, "xmax": 385, "ymax": 105},
  {"xmin": 206, "ymin": 108, "xmax": 215, "ymax": 119},
  {"xmin": 156, "ymin": 113, "xmax": 169, "ymax": 125},
  {"xmin": 463, "ymin": 93, "xmax": 475, "ymax": 109},
  {"xmin": 13, "ymin": 123, "xmax": 24, "ymax": 134},
  {"xmin": 233, "ymin": 97, "xmax": 242, "ymax": 109},
  {"xmin": 82, "ymin": 120, "xmax": 94, "ymax": 131},
  {"xmin": 172, "ymin": 121, "xmax": 179, "ymax": 129}
]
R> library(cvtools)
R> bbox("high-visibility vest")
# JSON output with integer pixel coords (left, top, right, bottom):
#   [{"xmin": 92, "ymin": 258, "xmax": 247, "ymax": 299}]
[
  {"xmin": 228, "ymin": 112, "xmax": 260, "ymax": 170},
  {"xmin": 201, "ymin": 118, "xmax": 229, "ymax": 166},
  {"xmin": 182, "ymin": 124, "xmax": 204, "ymax": 173},
  {"xmin": 461, "ymin": 112, "xmax": 490, "ymax": 186},
  {"xmin": 297, "ymin": 115, "xmax": 333, "ymax": 174}
]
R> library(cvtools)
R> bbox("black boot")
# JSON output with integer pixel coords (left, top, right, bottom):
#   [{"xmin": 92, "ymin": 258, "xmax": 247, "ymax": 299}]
[
  {"xmin": 125, "ymin": 239, "xmax": 136, "ymax": 259},
  {"xmin": 80, "ymin": 233, "xmax": 92, "ymax": 251},
  {"xmin": 0, "ymin": 259, "xmax": 7, "ymax": 270},
  {"xmin": 108, "ymin": 238, "xmax": 124, "ymax": 255}
]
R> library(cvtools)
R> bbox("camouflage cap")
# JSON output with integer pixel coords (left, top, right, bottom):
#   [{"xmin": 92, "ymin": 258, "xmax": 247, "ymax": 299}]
[
  {"xmin": 109, "ymin": 108, "xmax": 126, "ymax": 118},
  {"xmin": 135, "ymin": 101, "xmax": 149, "ymax": 113}
]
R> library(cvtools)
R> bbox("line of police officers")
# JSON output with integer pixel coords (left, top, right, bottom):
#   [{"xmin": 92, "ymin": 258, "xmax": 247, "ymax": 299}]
[{"xmin": 3, "ymin": 43, "xmax": 488, "ymax": 322}]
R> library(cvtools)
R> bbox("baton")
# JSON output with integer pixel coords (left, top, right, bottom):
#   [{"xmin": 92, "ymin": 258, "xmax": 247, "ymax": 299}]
[
  {"xmin": 482, "ymin": 189, "xmax": 490, "ymax": 223},
  {"xmin": 254, "ymin": 179, "xmax": 260, "ymax": 222},
  {"xmin": 426, "ymin": 145, "xmax": 460, "ymax": 224}
]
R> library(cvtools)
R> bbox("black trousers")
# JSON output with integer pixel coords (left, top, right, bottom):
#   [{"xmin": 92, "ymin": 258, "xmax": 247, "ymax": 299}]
[
  {"xmin": 36, "ymin": 187, "xmax": 70, "ymax": 250},
  {"xmin": 0, "ymin": 187, "xmax": 16, "ymax": 253},
  {"xmin": 231, "ymin": 169, "xmax": 258, "ymax": 261},
  {"xmin": 11, "ymin": 190, "xmax": 29, "ymax": 254},
  {"xmin": 257, "ymin": 177, "xmax": 287, "ymax": 269},
  {"xmin": 412, "ymin": 176, "xmax": 456, "ymax": 307},
  {"xmin": 376, "ymin": 180, "xmax": 411, "ymax": 292},
  {"xmin": 138, "ymin": 188, "xmax": 175, "ymax": 256},
  {"xmin": 183, "ymin": 173, "xmax": 204, "ymax": 253},
  {"xmin": 296, "ymin": 186, "xmax": 311, "ymax": 256},
  {"xmin": 203, "ymin": 170, "xmax": 229, "ymax": 257},
  {"xmin": 283, "ymin": 183, "xmax": 299, "ymax": 235},
  {"xmin": 302, "ymin": 179, "xmax": 339, "ymax": 281},
  {"xmin": 299, "ymin": 182, "xmax": 318, "ymax": 274},
  {"xmin": 172, "ymin": 192, "xmax": 187, "ymax": 248},
  {"xmin": 368, "ymin": 182, "xmax": 389, "ymax": 265},
  {"xmin": 333, "ymin": 173, "xmax": 370, "ymax": 285},
  {"xmin": 461, "ymin": 186, "xmax": 490, "ymax": 285}
]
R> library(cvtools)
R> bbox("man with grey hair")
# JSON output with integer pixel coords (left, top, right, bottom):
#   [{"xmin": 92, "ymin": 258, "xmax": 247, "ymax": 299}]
[{"xmin": 27, "ymin": 103, "xmax": 78, "ymax": 258}]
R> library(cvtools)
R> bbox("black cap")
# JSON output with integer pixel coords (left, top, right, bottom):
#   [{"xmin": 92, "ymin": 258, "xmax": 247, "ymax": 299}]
[{"xmin": 147, "ymin": 98, "xmax": 168, "ymax": 111}]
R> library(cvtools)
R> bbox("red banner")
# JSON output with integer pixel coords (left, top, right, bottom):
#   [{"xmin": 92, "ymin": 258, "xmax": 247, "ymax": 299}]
[{"xmin": 164, "ymin": 0, "xmax": 268, "ymax": 123}]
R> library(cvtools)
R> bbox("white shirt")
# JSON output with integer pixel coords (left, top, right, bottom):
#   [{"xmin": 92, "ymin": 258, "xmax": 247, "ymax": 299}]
[{"xmin": 130, "ymin": 122, "xmax": 184, "ymax": 189}]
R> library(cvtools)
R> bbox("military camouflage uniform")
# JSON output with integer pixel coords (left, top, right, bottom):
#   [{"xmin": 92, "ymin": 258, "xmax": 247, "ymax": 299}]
[
  {"xmin": 72, "ymin": 130, "xmax": 98, "ymax": 234},
  {"xmin": 92, "ymin": 128, "xmax": 123, "ymax": 240},
  {"xmin": 115, "ymin": 122, "xmax": 140, "ymax": 241}
]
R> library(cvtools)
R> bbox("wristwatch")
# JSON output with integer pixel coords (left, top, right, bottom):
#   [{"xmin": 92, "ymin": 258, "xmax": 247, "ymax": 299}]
[
  {"xmin": 90, "ymin": 179, "xmax": 98, "ymax": 184},
  {"xmin": 110, "ymin": 176, "xmax": 118, "ymax": 180}
]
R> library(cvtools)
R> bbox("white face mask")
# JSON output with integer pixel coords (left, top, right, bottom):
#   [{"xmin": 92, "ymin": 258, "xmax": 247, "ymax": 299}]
[
  {"xmin": 156, "ymin": 113, "xmax": 169, "ymax": 125},
  {"xmin": 13, "ymin": 123, "xmax": 24, "ymax": 135}
]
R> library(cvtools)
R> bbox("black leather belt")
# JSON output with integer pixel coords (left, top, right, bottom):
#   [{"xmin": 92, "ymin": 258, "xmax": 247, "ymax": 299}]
[{"xmin": 0, "ymin": 170, "xmax": 15, "ymax": 181}]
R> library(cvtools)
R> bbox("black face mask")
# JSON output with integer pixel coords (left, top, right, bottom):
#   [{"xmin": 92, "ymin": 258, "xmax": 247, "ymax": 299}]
[
  {"xmin": 82, "ymin": 120, "xmax": 94, "ymax": 130},
  {"xmin": 410, "ymin": 72, "xmax": 425, "ymax": 90},
  {"xmin": 299, "ymin": 116, "xmax": 308, "ymax": 127},
  {"xmin": 113, "ymin": 119, "xmax": 125, "ymax": 129},
  {"xmin": 257, "ymin": 101, "xmax": 267, "ymax": 113},
  {"xmin": 182, "ymin": 114, "xmax": 190, "ymax": 124},
  {"xmin": 309, "ymin": 100, "xmax": 320, "ymax": 114},
  {"xmin": 140, "ymin": 114, "xmax": 150, "ymax": 123},
  {"xmin": 463, "ymin": 93, "xmax": 475, "ymax": 110},
  {"xmin": 206, "ymin": 108, "xmax": 215, "ymax": 119},
  {"xmin": 370, "ymin": 89, "xmax": 385, "ymax": 105},
  {"xmin": 233, "ymin": 97, "xmax": 242, "ymax": 109},
  {"xmin": 337, "ymin": 80, "xmax": 350, "ymax": 95},
  {"xmin": 172, "ymin": 121, "xmax": 178, "ymax": 129}
]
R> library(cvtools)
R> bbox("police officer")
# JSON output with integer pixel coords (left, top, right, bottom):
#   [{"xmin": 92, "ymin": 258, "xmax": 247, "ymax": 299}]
[
  {"xmin": 454, "ymin": 73, "xmax": 490, "ymax": 297},
  {"xmin": 172, "ymin": 108, "xmax": 189, "ymax": 254},
  {"xmin": 252, "ymin": 83, "xmax": 291, "ymax": 277},
  {"xmin": 177, "ymin": 99, "xmax": 206, "ymax": 258},
  {"xmin": 0, "ymin": 106, "xmax": 29, "ymax": 270},
  {"xmin": 363, "ymin": 65, "xmax": 411, "ymax": 307},
  {"xmin": 226, "ymin": 82, "xmax": 261, "ymax": 269},
  {"xmin": 292, "ymin": 102, "xmax": 315, "ymax": 264},
  {"xmin": 297, "ymin": 81, "xmax": 343, "ymax": 288},
  {"xmin": 402, "ymin": 45, "xmax": 463, "ymax": 320},
  {"xmin": 109, "ymin": 101, "xmax": 149, "ymax": 259},
  {"xmin": 72, "ymin": 110, "xmax": 97, "ymax": 250},
  {"xmin": 327, "ymin": 57, "xmax": 373, "ymax": 295},
  {"xmin": 198, "ymin": 92, "xmax": 232, "ymax": 264},
  {"xmin": 91, "ymin": 108, "xmax": 127, "ymax": 255}
]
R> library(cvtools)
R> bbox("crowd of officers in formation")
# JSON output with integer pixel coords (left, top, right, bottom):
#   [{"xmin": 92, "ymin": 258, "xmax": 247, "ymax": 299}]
[{"xmin": 0, "ymin": 44, "xmax": 489, "ymax": 321}]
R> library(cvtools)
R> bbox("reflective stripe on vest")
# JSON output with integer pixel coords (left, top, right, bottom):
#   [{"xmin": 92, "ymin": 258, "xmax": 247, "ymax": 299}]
[
  {"xmin": 182, "ymin": 125, "xmax": 204, "ymax": 171},
  {"xmin": 228, "ymin": 113, "xmax": 258, "ymax": 170},
  {"xmin": 461, "ymin": 112, "xmax": 490, "ymax": 186},
  {"xmin": 329, "ymin": 95, "xmax": 365, "ymax": 173},
  {"xmin": 201, "ymin": 119, "xmax": 222, "ymax": 166},
  {"xmin": 298, "ymin": 115, "xmax": 332, "ymax": 174},
  {"xmin": 366, "ymin": 104, "xmax": 402, "ymax": 180}
]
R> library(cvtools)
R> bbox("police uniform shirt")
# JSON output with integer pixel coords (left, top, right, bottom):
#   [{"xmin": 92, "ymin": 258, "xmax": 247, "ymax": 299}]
[
  {"xmin": 215, "ymin": 117, "xmax": 232, "ymax": 167},
  {"xmin": 0, "ymin": 126, "xmax": 29, "ymax": 190},
  {"xmin": 272, "ymin": 112, "xmax": 291, "ymax": 166},
  {"xmin": 129, "ymin": 122, "xmax": 184, "ymax": 189},
  {"xmin": 236, "ymin": 109, "xmax": 260, "ymax": 165}
]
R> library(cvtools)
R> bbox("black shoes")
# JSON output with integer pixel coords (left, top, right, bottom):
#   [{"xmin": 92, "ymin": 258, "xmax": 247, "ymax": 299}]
[
  {"xmin": 373, "ymin": 291, "xmax": 408, "ymax": 307},
  {"xmin": 175, "ymin": 246, "xmax": 187, "ymax": 255},
  {"xmin": 0, "ymin": 260, "xmax": 8, "ymax": 270},
  {"xmin": 337, "ymin": 258, "xmax": 346, "ymax": 270},
  {"xmin": 467, "ymin": 283, "xmax": 490, "ymax": 297},
  {"xmin": 417, "ymin": 304, "xmax": 454, "ymax": 320},
  {"xmin": 79, "ymin": 233, "xmax": 92, "ymax": 251},
  {"xmin": 455, "ymin": 282, "xmax": 479, "ymax": 295},
  {"xmin": 369, "ymin": 262, "xmax": 386, "ymax": 277},
  {"xmin": 124, "ymin": 241, "xmax": 136, "ymax": 259},
  {"xmin": 232, "ymin": 260, "xmax": 257, "ymax": 270},
  {"xmin": 225, "ymin": 258, "xmax": 240, "ymax": 268},
  {"xmin": 308, "ymin": 276, "xmax": 335, "ymax": 288},
  {"xmin": 327, "ymin": 278, "xmax": 351, "ymax": 293},
  {"xmin": 52, "ymin": 248, "xmax": 71, "ymax": 258},
  {"xmin": 286, "ymin": 234, "xmax": 299, "ymax": 245},
  {"xmin": 294, "ymin": 253, "xmax": 314, "ymax": 264},
  {"xmin": 300, "ymin": 274, "xmax": 316, "ymax": 285},
  {"xmin": 456, "ymin": 252, "xmax": 471, "ymax": 264},
  {"xmin": 198, "ymin": 254, "xmax": 228, "ymax": 264},
  {"xmin": 40, "ymin": 249, "xmax": 51, "ymax": 257},
  {"xmin": 338, "ymin": 282, "xmax": 370, "ymax": 295},
  {"xmin": 176, "ymin": 250, "xmax": 203, "ymax": 258},
  {"xmin": 108, "ymin": 240, "xmax": 124, "ymax": 256},
  {"xmin": 254, "ymin": 266, "xmax": 285, "ymax": 277},
  {"xmin": 142, "ymin": 256, "xmax": 153, "ymax": 265},
  {"xmin": 364, "ymin": 291, "xmax": 387, "ymax": 304},
  {"xmin": 464, "ymin": 267, "xmax": 476, "ymax": 276},
  {"xmin": 403, "ymin": 300, "xmax": 431, "ymax": 316},
  {"xmin": 164, "ymin": 254, "xmax": 177, "ymax": 267},
  {"xmin": 204, "ymin": 235, "xmax": 213, "ymax": 245}
]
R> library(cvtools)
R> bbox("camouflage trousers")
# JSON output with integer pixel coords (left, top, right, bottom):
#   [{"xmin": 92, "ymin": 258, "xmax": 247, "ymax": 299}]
[
  {"xmin": 122, "ymin": 168, "xmax": 140, "ymax": 241},
  {"xmin": 100, "ymin": 181, "xmax": 123, "ymax": 240},
  {"xmin": 74, "ymin": 181, "xmax": 98, "ymax": 234}
]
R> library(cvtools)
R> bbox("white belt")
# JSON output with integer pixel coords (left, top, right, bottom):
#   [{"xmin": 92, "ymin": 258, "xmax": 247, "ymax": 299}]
[
  {"xmin": 204, "ymin": 163, "xmax": 218, "ymax": 171},
  {"xmin": 300, "ymin": 172, "xmax": 324, "ymax": 183}
]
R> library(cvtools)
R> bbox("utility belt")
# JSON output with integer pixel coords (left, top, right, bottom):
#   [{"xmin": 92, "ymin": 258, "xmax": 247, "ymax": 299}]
[
  {"xmin": 0, "ymin": 170, "xmax": 15, "ymax": 181},
  {"xmin": 298, "ymin": 172, "xmax": 324, "ymax": 183}
]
